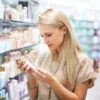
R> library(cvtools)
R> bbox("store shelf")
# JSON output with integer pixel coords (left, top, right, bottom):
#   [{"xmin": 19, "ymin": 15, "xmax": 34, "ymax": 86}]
[
  {"xmin": 70, "ymin": 16, "xmax": 100, "ymax": 63},
  {"xmin": 0, "ymin": 19, "xmax": 37, "ymax": 27},
  {"xmin": 0, "ymin": 1, "xmax": 40, "ymax": 99},
  {"xmin": 0, "ymin": 44, "xmax": 34, "ymax": 55},
  {"xmin": 0, "ymin": 72, "xmax": 24, "ymax": 91}
]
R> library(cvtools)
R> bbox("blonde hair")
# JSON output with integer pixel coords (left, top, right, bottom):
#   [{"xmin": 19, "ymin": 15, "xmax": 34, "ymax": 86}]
[{"xmin": 38, "ymin": 8, "xmax": 83, "ymax": 83}]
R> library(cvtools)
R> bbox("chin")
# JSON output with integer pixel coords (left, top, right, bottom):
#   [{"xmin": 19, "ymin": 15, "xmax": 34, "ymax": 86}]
[
  {"xmin": 48, "ymin": 45, "xmax": 57, "ymax": 50},
  {"xmin": 49, "ymin": 47, "xmax": 54, "ymax": 50}
]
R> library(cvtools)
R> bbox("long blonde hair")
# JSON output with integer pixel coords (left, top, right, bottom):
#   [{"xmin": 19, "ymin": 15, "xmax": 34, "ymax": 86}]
[{"xmin": 38, "ymin": 8, "xmax": 83, "ymax": 83}]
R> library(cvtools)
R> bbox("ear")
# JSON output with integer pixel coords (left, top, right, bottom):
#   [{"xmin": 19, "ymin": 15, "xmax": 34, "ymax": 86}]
[{"xmin": 62, "ymin": 26, "xmax": 67, "ymax": 34}]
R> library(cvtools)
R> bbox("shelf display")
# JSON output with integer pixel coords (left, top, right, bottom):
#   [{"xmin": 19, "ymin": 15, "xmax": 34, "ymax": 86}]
[
  {"xmin": 0, "ymin": 19, "xmax": 37, "ymax": 27},
  {"xmin": 0, "ymin": 0, "xmax": 100, "ymax": 99},
  {"xmin": 70, "ymin": 17, "xmax": 100, "ymax": 71},
  {"xmin": 0, "ymin": 19, "xmax": 39, "ymax": 100}
]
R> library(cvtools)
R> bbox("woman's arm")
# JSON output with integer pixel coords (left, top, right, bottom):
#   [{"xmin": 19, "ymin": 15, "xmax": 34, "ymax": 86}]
[
  {"xmin": 33, "ymin": 68, "xmax": 90, "ymax": 100},
  {"xmin": 26, "ymin": 73, "xmax": 38, "ymax": 100},
  {"xmin": 50, "ymin": 77, "xmax": 89, "ymax": 100}
]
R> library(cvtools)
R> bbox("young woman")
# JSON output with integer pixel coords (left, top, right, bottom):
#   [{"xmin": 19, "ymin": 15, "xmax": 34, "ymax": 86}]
[{"xmin": 17, "ymin": 8, "xmax": 96, "ymax": 100}]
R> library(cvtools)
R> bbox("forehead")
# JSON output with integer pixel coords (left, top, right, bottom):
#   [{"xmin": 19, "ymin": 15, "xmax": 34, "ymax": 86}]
[
  {"xmin": 38, "ymin": 24, "xmax": 54, "ymax": 31},
  {"xmin": 38, "ymin": 24, "xmax": 59, "ymax": 35}
]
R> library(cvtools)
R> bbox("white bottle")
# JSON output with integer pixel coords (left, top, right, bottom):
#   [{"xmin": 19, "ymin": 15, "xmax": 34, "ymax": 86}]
[
  {"xmin": 22, "ymin": 7, "xmax": 28, "ymax": 22},
  {"xmin": 8, "ymin": 79, "xmax": 20, "ymax": 100},
  {"xmin": 9, "ymin": 52, "xmax": 19, "ymax": 78},
  {"xmin": 0, "ymin": 1, "xmax": 4, "ymax": 19},
  {"xmin": 2, "ymin": 56, "xmax": 10, "ymax": 82},
  {"xmin": 17, "ymin": 4, "xmax": 23, "ymax": 21}
]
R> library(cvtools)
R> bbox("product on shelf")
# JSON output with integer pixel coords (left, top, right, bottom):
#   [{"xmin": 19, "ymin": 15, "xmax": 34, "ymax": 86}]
[
  {"xmin": 0, "ymin": 65, "xmax": 6, "ymax": 99},
  {"xmin": 0, "ymin": 1, "xmax": 39, "ymax": 99},
  {"xmin": 2, "ymin": 56, "xmax": 10, "ymax": 82}
]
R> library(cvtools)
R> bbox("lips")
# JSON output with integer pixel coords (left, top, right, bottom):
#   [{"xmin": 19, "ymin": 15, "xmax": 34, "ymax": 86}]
[{"xmin": 48, "ymin": 44, "xmax": 52, "ymax": 47}]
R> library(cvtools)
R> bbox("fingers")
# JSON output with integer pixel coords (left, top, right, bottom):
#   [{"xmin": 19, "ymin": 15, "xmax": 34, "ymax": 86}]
[
  {"xmin": 32, "ymin": 68, "xmax": 47, "ymax": 80},
  {"xmin": 37, "ymin": 68, "xmax": 47, "ymax": 78},
  {"xmin": 20, "ymin": 63, "xmax": 28, "ymax": 72},
  {"xmin": 16, "ymin": 57, "xmax": 32, "ymax": 72},
  {"xmin": 16, "ymin": 57, "xmax": 51, "ymax": 82},
  {"xmin": 25, "ymin": 65, "xmax": 31, "ymax": 72}
]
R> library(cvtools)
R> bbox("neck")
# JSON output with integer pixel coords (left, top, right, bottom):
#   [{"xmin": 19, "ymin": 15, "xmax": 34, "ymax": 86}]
[
  {"xmin": 52, "ymin": 40, "xmax": 64, "ymax": 61},
  {"xmin": 53, "ymin": 47, "xmax": 62, "ymax": 61}
]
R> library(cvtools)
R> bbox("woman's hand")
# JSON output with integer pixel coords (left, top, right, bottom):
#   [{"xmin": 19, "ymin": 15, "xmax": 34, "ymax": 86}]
[
  {"xmin": 16, "ymin": 57, "xmax": 55, "ymax": 85},
  {"xmin": 16, "ymin": 57, "xmax": 33, "ymax": 73},
  {"xmin": 32, "ymin": 68, "xmax": 55, "ymax": 85}
]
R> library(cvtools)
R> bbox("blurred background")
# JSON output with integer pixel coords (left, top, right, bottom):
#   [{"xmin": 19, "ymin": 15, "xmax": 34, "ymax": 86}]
[{"xmin": 0, "ymin": 0, "xmax": 100, "ymax": 100}]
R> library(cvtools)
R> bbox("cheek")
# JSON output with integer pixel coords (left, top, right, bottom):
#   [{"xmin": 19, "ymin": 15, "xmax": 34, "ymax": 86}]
[
  {"xmin": 54, "ymin": 35, "xmax": 64, "ymax": 47},
  {"xmin": 58, "ymin": 36, "xmax": 64, "ymax": 44}
]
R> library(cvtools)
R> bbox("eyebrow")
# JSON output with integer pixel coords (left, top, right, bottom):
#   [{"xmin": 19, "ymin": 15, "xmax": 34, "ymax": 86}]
[
  {"xmin": 44, "ymin": 32, "xmax": 52, "ymax": 35},
  {"xmin": 41, "ymin": 32, "xmax": 52, "ymax": 37}
]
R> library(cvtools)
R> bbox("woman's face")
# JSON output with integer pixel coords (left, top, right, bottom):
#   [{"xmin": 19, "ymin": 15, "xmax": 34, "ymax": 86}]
[{"xmin": 38, "ymin": 24, "xmax": 65, "ymax": 51}]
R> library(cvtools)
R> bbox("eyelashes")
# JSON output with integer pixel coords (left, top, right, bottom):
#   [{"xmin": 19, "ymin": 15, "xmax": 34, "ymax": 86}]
[
  {"xmin": 40, "ymin": 34, "xmax": 52, "ymax": 38},
  {"xmin": 46, "ymin": 34, "xmax": 52, "ymax": 37}
]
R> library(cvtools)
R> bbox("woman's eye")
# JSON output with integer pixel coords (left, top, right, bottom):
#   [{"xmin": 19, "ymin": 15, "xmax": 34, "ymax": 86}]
[
  {"xmin": 40, "ymin": 33, "xmax": 52, "ymax": 38},
  {"xmin": 46, "ymin": 34, "xmax": 52, "ymax": 37}
]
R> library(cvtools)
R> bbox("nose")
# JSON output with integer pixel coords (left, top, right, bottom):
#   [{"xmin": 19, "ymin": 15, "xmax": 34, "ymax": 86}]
[{"xmin": 44, "ymin": 37, "xmax": 49, "ymax": 44}]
